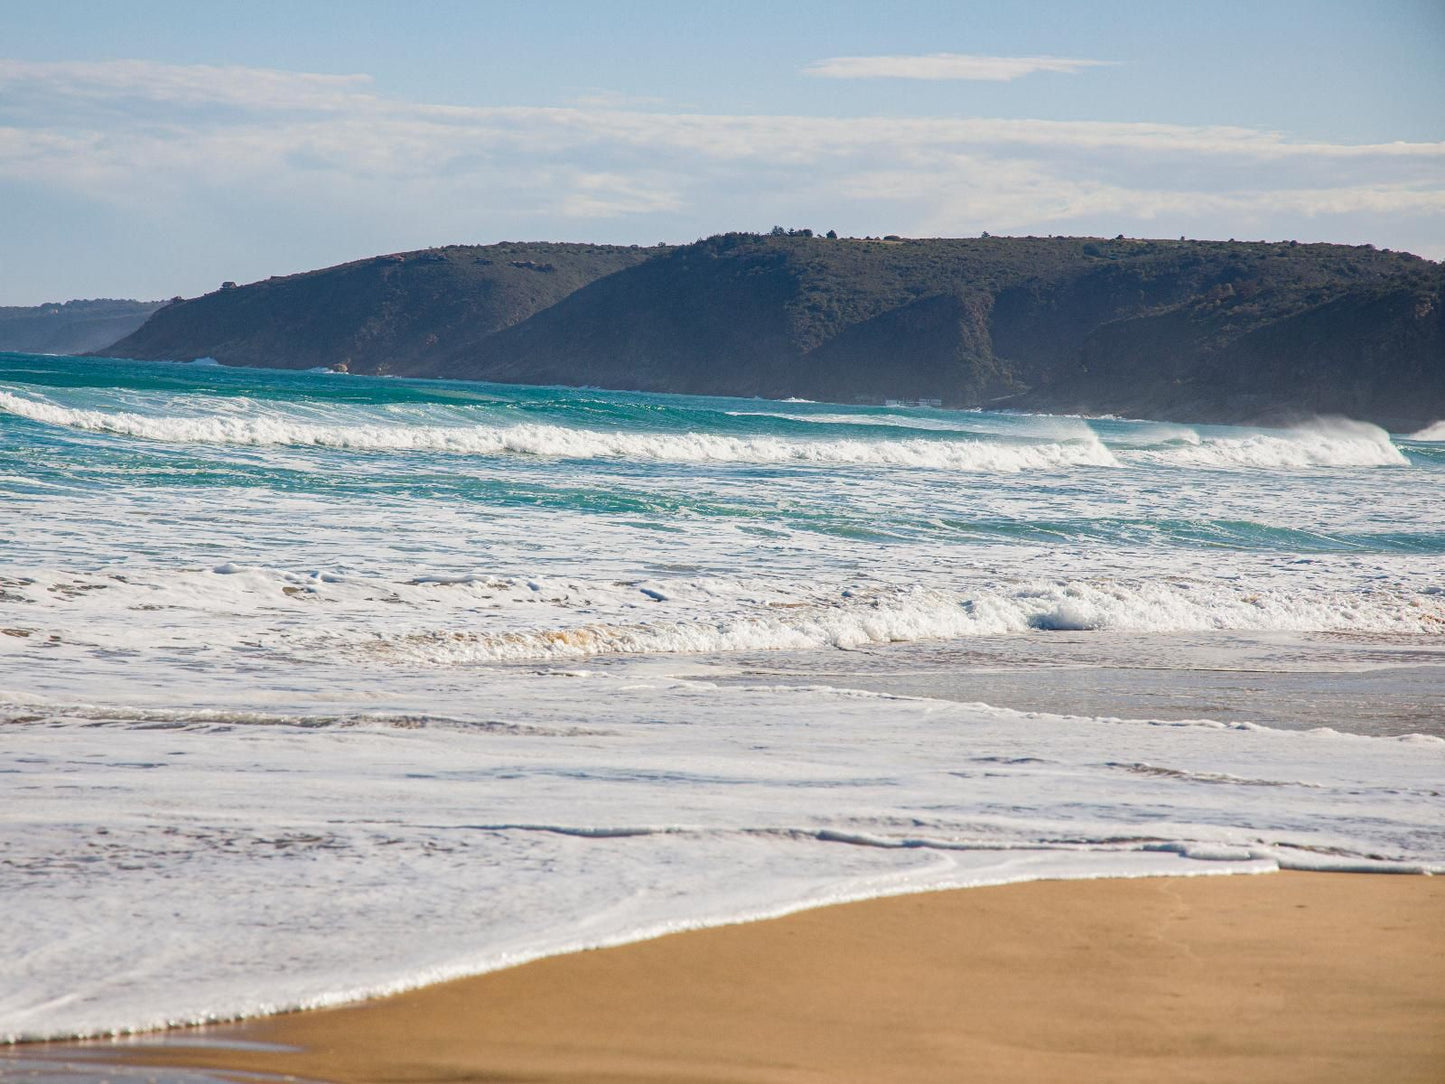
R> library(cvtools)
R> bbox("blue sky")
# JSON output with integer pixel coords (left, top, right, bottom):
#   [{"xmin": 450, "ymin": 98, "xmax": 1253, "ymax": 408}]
[{"xmin": 2, "ymin": 0, "xmax": 1443, "ymax": 304}]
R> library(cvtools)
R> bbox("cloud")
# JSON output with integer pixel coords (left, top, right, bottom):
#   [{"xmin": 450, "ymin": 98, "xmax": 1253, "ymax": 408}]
[
  {"xmin": 0, "ymin": 58, "xmax": 374, "ymax": 114},
  {"xmin": 1, "ymin": 57, "xmax": 1442, "ymax": 301},
  {"xmin": 3, "ymin": 60, "xmax": 1441, "ymax": 193},
  {"xmin": 569, "ymin": 90, "xmax": 669, "ymax": 109},
  {"xmin": 844, "ymin": 160, "xmax": 1445, "ymax": 235},
  {"xmin": 803, "ymin": 53, "xmax": 1116, "ymax": 81},
  {"xmin": 560, "ymin": 171, "xmax": 685, "ymax": 218}
]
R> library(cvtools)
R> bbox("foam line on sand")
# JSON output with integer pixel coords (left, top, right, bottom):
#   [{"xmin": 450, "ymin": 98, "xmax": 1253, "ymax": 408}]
[{"xmin": 47, "ymin": 870, "xmax": 1445, "ymax": 1084}]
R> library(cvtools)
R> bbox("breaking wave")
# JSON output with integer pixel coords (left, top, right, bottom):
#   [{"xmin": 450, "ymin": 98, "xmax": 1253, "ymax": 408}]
[
  {"xmin": 1411, "ymin": 421, "xmax": 1445, "ymax": 441},
  {"xmin": 1129, "ymin": 419, "xmax": 1406, "ymax": 469},
  {"xmin": 367, "ymin": 580, "xmax": 1445, "ymax": 664},
  {"xmin": 724, "ymin": 410, "xmax": 974, "ymax": 432},
  {"xmin": 0, "ymin": 391, "xmax": 1116, "ymax": 472}
]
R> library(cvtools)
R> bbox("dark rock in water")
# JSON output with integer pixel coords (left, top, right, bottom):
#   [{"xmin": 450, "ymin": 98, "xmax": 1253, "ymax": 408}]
[{"xmin": 98, "ymin": 235, "xmax": 1445, "ymax": 429}]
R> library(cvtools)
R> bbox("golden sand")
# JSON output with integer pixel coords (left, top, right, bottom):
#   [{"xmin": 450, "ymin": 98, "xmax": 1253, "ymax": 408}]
[{"xmin": 77, "ymin": 871, "xmax": 1445, "ymax": 1082}]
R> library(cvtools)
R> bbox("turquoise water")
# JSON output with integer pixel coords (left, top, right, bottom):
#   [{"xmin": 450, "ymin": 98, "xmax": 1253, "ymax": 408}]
[
  {"xmin": 2, "ymin": 351, "xmax": 1442, "ymax": 1048},
  {"xmin": 4, "ymin": 353, "xmax": 1443, "ymax": 563}
]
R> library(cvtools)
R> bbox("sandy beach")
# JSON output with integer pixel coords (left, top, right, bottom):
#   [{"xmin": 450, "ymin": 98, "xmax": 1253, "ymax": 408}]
[
  {"xmin": 8, "ymin": 4, "xmax": 1445, "ymax": 1079},
  {"xmin": 55, "ymin": 870, "xmax": 1436, "ymax": 1083}
]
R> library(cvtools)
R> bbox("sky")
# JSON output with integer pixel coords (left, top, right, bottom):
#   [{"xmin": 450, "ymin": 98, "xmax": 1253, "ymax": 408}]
[{"xmin": 2, "ymin": 0, "xmax": 1443, "ymax": 304}]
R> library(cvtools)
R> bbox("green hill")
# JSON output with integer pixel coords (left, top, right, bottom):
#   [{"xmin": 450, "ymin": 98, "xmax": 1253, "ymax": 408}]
[
  {"xmin": 101, "ymin": 234, "xmax": 1444, "ymax": 429},
  {"xmin": 104, "ymin": 243, "xmax": 659, "ymax": 374},
  {"xmin": 1, "ymin": 298, "xmax": 164, "ymax": 356}
]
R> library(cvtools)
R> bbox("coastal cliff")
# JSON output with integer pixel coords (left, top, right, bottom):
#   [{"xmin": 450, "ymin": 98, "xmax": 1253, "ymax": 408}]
[{"xmin": 101, "ymin": 234, "xmax": 1444, "ymax": 429}]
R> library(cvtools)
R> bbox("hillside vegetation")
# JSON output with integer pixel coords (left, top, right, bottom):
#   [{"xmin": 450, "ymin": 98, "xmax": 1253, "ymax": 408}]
[
  {"xmin": 1, "ymin": 299, "xmax": 163, "ymax": 356},
  {"xmin": 104, "ymin": 244, "xmax": 657, "ymax": 375},
  {"xmin": 101, "ymin": 235, "xmax": 1444, "ymax": 429}
]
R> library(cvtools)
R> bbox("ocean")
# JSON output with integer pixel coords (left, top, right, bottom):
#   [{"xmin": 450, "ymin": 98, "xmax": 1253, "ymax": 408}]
[{"xmin": 2, "ymin": 352, "xmax": 1442, "ymax": 1044}]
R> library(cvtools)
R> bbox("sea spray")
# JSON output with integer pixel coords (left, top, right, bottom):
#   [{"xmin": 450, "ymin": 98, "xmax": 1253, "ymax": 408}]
[{"xmin": 1129, "ymin": 418, "xmax": 1407, "ymax": 469}]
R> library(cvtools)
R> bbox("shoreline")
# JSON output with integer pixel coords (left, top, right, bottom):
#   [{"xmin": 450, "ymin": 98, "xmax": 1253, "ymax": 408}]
[{"xmin": 28, "ymin": 869, "xmax": 1445, "ymax": 1084}]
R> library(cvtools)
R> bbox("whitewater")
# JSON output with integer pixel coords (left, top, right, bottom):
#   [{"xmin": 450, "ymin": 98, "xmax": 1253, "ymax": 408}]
[{"xmin": 2, "ymin": 353, "xmax": 1442, "ymax": 1045}]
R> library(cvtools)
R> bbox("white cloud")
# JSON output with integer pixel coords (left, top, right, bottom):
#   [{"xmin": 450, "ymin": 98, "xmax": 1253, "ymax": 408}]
[
  {"xmin": 0, "ymin": 58, "xmax": 375, "ymax": 113},
  {"xmin": 2, "ymin": 58, "xmax": 1442, "ymax": 300},
  {"xmin": 846, "ymin": 159, "xmax": 1445, "ymax": 237},
  {"xmin": 560, "ymin": 171, "xmax": 685, "ymax": 218},
  {"xmin": 569, "ymin": 90, "xmax": 669, "ymax": 109},
  {"xmin": 3, "ymin": 61, "xmax": 1441, "ymax": 190},
  {"xmin": 803, "ymin": 53, "xmax": 1116, "ymax": 81}
]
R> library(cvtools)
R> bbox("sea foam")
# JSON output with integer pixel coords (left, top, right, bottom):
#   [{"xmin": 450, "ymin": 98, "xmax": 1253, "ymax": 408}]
[
  {"xmin": 1129, "ymin": 419, "xmax": 1407, "ymax": 469},
  {"xmin": 0, "ymin": 391, "xmax": 1115, "ymax": 471},
  {"xmin": 362, "ymin": 579, "xmax": 1445, "ymax": 664},
  {"xmin": 3, "ymin": 355, "xmax": 1442, "ymax": 1046},
  {"xmin": 3, "ymin": 676, "xmax": 1440, "ymax": 1042}
]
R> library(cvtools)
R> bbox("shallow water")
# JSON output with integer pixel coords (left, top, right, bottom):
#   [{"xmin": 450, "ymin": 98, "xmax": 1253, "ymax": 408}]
[
  {"xmin": 714, "ymin": 633, "xmax": 1445, "ymax": 737},
  {"xmin": 2, "ymin": 353, "xmax": 1441, "ymax": 1043}
]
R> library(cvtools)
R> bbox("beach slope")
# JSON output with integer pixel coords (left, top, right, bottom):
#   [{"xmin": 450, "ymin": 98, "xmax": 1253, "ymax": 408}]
[{"xmin": 106, "ymin": 871, "xmax": 1445, "ymax": 1084}]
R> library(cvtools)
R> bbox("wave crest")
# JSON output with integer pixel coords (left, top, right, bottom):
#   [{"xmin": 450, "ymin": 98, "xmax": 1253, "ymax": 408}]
[
  {"xmin": 0, "ymin": 391, "xmax": 1117, "ymax": 472},
  {"xmin": 1133, "ymin": 419, "xmax": 1406, "ymax": 469}
]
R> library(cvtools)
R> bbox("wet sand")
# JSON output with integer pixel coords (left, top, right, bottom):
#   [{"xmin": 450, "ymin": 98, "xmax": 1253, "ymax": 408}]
[
  {"xmin": 77, "ymin": 870, "xmax": 1445, "ymax": 1083},
  {"xmin": 708, "ymin": 632, "xmax": 1445, "ymax": 738}
]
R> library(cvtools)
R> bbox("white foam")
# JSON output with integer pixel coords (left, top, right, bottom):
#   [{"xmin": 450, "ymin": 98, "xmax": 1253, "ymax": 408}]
[
  {"xmin": 1126, "ymin": 422, "xmax": 1204, "ymax": 446},
  {"xmin": 1410, "ymin": 421, "xmax": 1445, "ymax": 441},
  {"xmin": 4, "ymin": 366, "xmax": 1443, "ymax": 1046},
  {"xmin": 6, "ymin": 558, "xmax": 1441, "ymax": 672},
  {"xmin": 363, "ymin": 579, "xmax": 1445, "ymax": 664},
  {"xmin": 725, "ymin": 410, "xmax": 980, "ymax": 432},
  {"xmin": 0, "ymin": 391, "xmax": 1115, "ymax": 472},
  {"xmin": 1131, "ymin": 418, "xmax": 1407, "ymax": 469},
  {"xmin": 3, "ymin": 677, "xmax": 1439, "ymax": 1042}
]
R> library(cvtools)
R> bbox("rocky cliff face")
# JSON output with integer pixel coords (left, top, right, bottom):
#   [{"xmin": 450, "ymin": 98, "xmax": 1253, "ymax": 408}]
[{"xmin": 100, "ymin": 235, "xmax": 1444, "ymax": 429}]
